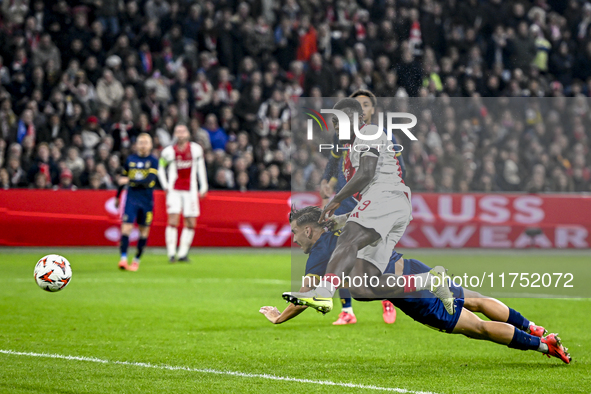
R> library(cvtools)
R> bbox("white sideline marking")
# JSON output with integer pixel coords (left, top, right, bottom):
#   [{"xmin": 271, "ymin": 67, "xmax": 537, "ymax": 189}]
[
  {"xmin": 488, "ymin": 292, "xmax": 591, "ymax": 300},
  {"xmin": 0, "ymin": 349, "xmax": 440, "ymax": 394},
  {"xmin": 16, "ymin": 277, "xmax": 292, "ymax": 285}
]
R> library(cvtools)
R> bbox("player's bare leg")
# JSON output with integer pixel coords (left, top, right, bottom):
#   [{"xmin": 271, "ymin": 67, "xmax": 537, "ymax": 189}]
[
  {"xmin": 118, "ymin": 222, "xmax": 134, "ymax": 270},
  {"xmin": 178, "ymin": 216, "xmax": 196, "ymax": 262},
  {"xmin": 463, "ymin": 290, "xmax": 547, "ymax": 337},
  {"xmin": 166, "ymin": 213, "xmax": 180, "ymax": 262},
  {"xmin": 452, "ymin": 308, "xmax": 571, "ymax": 364},
  {"xmin": 453, "ymin": 308, "xmax": 515, "ymax": 344},
  {"xmin": 128, "ymin": 225, "xmax": 150, "ymax": 271}
]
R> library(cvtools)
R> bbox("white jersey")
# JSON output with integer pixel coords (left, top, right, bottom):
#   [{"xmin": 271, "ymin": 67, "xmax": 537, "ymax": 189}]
[
  {"xmin": 345, "ymin": 124, "xmax": 407, "ymax": 194},
  {"xmin": 345, "ymin": 125, "xmax": 413, "ymax": 264},
  {"xmin": 158, "ymin": 142, "xmax": 208, "ymax": 194}
]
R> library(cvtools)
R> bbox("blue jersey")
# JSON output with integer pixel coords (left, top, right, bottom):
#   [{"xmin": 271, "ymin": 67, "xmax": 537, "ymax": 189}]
[
  {"xmin": 122, "ymin": 154, "xmax": 158, "ymax": 226},
  {"xmin": 304, "ymin": 231, "xmax": 340, "ymax": 280},
  {"xmin": 321, "ymin": 128, "xmax": 406, "ymax": 216},
  {"xmin": 304, "ymin": 231, "xmax": 404, "ymax": 279},
  {"xmin": 304, "ymin": 234, "xmax": 464, "ymax": 333},
  {"xmin": 123, "ymin": 154, "xmax": 159, "ymax": 201},
  {"xmin": 385, "ymin": 257, "xmax": 464, "ymax": 333}
]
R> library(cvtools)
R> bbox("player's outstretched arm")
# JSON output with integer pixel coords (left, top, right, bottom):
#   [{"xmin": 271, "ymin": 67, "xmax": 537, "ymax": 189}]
[
  {"xmin": 320, "ymin": 155, "xmax": 377, "ymax": 221},
  {"xmin": 197, "ymin": 150, "xmax": 208, "ymax": 197},
  {"xmin": 259, "ymin": 303, "xmax": 308, "ymax": 324},
  {"xmin": 260, "ymin": 285, "xmax": 314, "ymax": 324},
  {"xmin": 157, "ymin": 157, "xmax": 169, "ymax": 191}
]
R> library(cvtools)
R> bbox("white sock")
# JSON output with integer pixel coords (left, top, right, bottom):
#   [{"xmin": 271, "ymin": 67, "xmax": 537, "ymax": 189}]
[
  {"xmin": 412, "ymin": 273, "xmax": 433, "ymax": 291},
  {"xmin": 537, "ymin": 342, "xmax": 549, "ymax": 353},
  {"xmin": 165, "ymin": 226, "xmax": 178, "ymax": 258},
  {"xmin": 342, "ymin": 307, "xmax": 354, "ymax": 314},
  {"xmin": 316, "ymin": 279, "xmax": 337, "ymax": 297},
  {"xmin": 177, "ymin": 228, "xmax": 195, "ymax": 258}
]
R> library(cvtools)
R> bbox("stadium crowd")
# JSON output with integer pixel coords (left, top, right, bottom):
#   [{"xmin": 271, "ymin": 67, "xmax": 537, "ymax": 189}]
[{"xmin": 0, "ymin": 0, "xmax": 590, "ymax": 193}]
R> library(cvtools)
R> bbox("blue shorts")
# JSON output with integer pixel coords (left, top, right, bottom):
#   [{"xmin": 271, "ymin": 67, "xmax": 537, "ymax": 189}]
[
  {"xmin": 123, "ymin": 197, "xmax": 153, "ymax": 226},
  {"xmin": 388, "ymin": 259, "xmax": 464, "ymax": 333}
]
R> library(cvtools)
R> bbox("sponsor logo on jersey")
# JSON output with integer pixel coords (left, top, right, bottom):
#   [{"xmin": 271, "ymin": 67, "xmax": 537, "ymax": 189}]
[{"xmin": 176, "ymin": 160, "xmax": 192, "ymax": 169}]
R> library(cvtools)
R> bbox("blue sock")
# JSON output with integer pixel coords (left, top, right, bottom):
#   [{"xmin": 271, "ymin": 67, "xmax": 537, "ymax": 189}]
[
  {"xmin": 120, "ymin": 235, "xmax": 129, "ymax": 258},
  {"xmin": 507, "ymin": 308, "xmax": 530, "ymax": 331},
  {"xmin": 136, "ymin": 237, "xmax": 148, "ymax": 259},
  {"xmin": 339, "ymin": 288, "xmax": 352, "ymax": 309},
  {"xmin": 508, "ymin": 327, "xmax": 540, "ymax": 351}
]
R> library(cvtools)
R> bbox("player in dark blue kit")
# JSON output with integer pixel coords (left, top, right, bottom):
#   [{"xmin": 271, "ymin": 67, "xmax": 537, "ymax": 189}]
[
  {"xmin": 260, "ymin": 206, "xmax": 572, "ymax": 364},
  {"xmin": 115, "ymin": 133, "xmax": 159, "ymax": 272},
  {"xmin": 319, "ymin": 90, "xmax": 406, "ymax": 325}
]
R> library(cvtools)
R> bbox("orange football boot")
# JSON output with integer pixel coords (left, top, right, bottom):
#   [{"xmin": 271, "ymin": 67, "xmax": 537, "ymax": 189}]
[
  {"xmin": 542, "ymin": 333, "xmax": 572, "ymax": 364},
  {"xmin": 528, "ymin": 322, "xmax": 547, "ymax": 338},
  {"xmin": 127, "ymin": 260, "xmax": 140, "ymax": 272},
  {"xmin": 333, "ymin": 311, "xmax": 357, "ymax": 325},
  {"xmin": 118, "ymin": 258, "xmax": 128, "ymax": 270},
  {"xmin": 382, "ymin": 300, "xmax": 396, "ymax": 324}
]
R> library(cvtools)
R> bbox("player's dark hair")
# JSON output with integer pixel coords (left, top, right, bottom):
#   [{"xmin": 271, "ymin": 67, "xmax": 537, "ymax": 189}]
[
  {"xmin": 289, "ymin": 205, "xmax": 322, "ymax": 227},
  {"xmin": 333, "ymin": 98, "xmax": 363, "ymax": 114},
  {"xmin": 350, "ymin": 89, "xmax": 377, "ymax": 107}
]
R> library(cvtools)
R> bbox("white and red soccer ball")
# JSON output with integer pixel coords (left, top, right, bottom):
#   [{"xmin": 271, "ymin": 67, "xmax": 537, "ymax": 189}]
[{"xmin": 34, "ymin": 254, "xmax": 72, "ymax": 292}]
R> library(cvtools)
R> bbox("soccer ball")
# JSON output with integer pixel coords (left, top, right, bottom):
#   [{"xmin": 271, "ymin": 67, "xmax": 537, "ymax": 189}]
[{"xmin": 34, "ymin": 254, "xmax": 72, "ymax": 292}]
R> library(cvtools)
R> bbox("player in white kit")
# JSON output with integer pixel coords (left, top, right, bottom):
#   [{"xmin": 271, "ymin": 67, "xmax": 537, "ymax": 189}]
[
  {"xmin": 158, "ymin": 124, "xmax": 208, "ymax": 262},
  {"xmin": 284, "ymin": 98, "xmax": 454, "ymax": 314}
]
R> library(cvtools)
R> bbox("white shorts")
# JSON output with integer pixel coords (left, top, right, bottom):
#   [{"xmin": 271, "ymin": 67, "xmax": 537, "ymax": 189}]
[
  {"xmin": 356, "ymin": 232, "xmax": 400, "ymax": 273},
  {"xmin": 166, "ymin": 190, "xmax": 200, "ymax": 217},
  {"xmin": 347, "ymin": 185, "xmax": 412, "ymax": 272}
]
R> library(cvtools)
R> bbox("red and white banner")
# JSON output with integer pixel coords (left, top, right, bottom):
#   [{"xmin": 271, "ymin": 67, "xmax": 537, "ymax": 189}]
[
  {"xmin": 0, "ymin": 190, "xmax": 293, "ymax": 247},
  {"xmin": 1, "ymin": 191, "xmax": 591, "ymax": 248},
  {"xmin": 397, "ymin": 193, "xmax": 591, "ymax": 248}
]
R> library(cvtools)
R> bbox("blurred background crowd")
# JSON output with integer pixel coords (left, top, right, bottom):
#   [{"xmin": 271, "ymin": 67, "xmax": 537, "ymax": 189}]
[{"xmin": 0, "ymin": 0, "xmax": 589, "ymax": 193}]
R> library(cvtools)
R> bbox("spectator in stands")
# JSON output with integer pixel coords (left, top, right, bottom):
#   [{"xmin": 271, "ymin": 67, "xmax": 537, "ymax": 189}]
[
  {"xmin": 6, "ymin": 155, "xmax": 26, "ymax": 187},
  {"xmin": 0, "ymin": 167, "xmax": 9, "ymax": 189},
  {"xmin": 33, "ymin": 171, "xmax": 49, "ymax": 189},
  {"xmin": 303, "ymin": 53, "xmax": 333, "ymax": 96},
  {"xmin": 96, "ymin": 69, "xmax": 124, "ymax": 109},
  {"xmin": 33, "ymin": 34, "xmax": 61, "ymax": 71},
  {"xmin": 27, "ymin": 142, "xmax": 58, "ymax": 186},
  {"xmin": 203, "ymin": 114, "xmax": 228, "ymax": 151},
  {"xmin": 37, "ymin": 113, "xmax": 66, "ymax": 145},
  {"xmin": 10, "ymin": 109, "xmax": 35, "ymax": 144},
  {"xmin": 65, "ymin": 146, "xmax": 84, "ymax": 179},
  {"xmin": 55, "ymin": 168, "xmax": 77, "ymax": 190},
  {"xmin": 0, "ymin": 0, "xmax": 589, "ymax": 195}
]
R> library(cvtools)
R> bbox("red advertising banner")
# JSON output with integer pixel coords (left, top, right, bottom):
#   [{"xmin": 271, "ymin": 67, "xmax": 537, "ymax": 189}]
[
  {"xmin": 0, "ymin": 190, "xmax": 293, "ymax": 247},
  {"xmin": 1, "ymin": 190, "xmax": 591, "ymax": 248},
  {"xmin": 397, "ymin": 193, "xmax": 591, "ymax": 249}
]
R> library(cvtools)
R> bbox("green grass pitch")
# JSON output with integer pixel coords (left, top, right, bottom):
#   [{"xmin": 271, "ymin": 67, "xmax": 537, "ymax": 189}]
[{"xmin": 1, "ymin": 249, "xmax": 590, "ymax": 393}]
